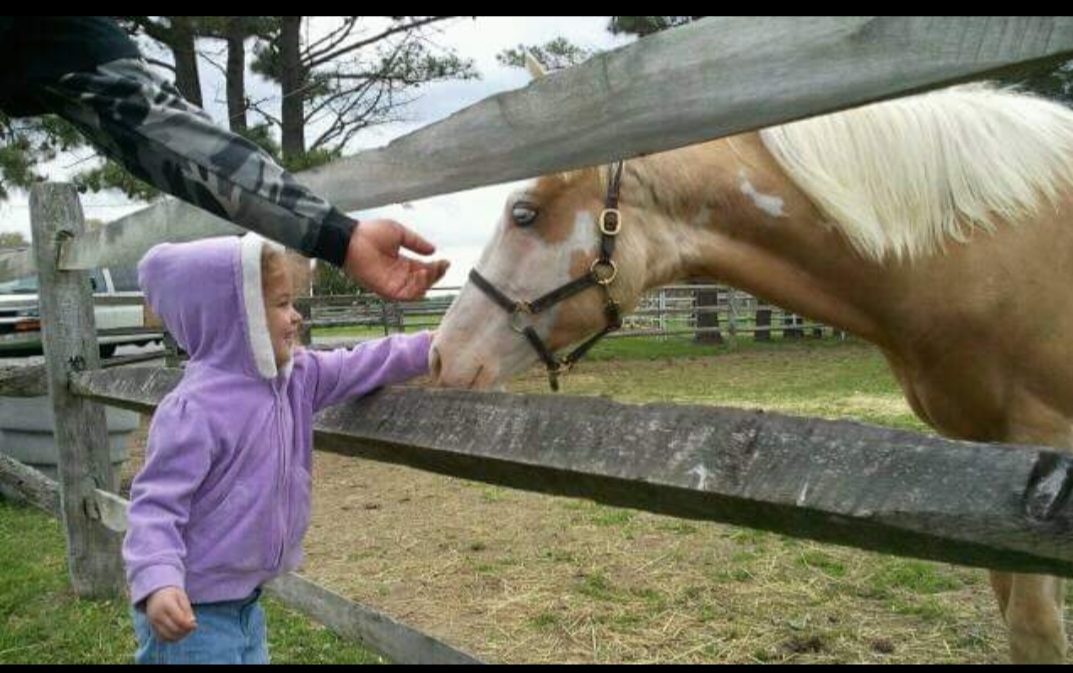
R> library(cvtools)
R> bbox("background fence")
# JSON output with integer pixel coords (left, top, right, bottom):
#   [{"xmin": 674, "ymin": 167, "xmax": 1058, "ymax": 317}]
[{"xmin": 296, "ymin": 284, "xmax": 845, "ymax": 344}]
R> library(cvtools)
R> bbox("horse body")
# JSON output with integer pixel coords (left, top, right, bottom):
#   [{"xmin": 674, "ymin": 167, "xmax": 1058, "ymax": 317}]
[{"xmin": 429, "ymin": 84, "xmax": 1073, "ymax": 662}]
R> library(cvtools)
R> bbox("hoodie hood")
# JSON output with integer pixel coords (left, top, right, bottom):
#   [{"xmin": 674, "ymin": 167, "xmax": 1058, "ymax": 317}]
[{"xmin": 138, "ymin": 233, "xmax": 286, "ymax": 379}]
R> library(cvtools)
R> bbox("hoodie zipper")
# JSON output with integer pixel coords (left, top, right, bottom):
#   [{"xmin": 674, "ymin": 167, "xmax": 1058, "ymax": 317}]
[{"xmin": 274, "ymin": 383, "xmax": 287, "ymax": 569}]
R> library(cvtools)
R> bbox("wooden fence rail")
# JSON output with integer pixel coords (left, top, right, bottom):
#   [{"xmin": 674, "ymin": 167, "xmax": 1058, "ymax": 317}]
[
  {"xmin": 68, "ymin": 366, "xmax": 1073, "ymax": 579},
  {"xmin": 0, "ymin": 349, "xmax": 166, "ymax": 398}
]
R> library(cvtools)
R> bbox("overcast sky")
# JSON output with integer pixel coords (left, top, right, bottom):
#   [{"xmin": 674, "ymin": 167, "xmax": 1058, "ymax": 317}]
[{"xmin": 0, "ymin": 17, "xmax": 635, "ymax": 288}]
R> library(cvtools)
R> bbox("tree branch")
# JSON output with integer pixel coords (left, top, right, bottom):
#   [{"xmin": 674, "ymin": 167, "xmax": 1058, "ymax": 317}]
[
  {"xmin": 310, "ymin": 85, "xmax": 387, "ymax": 152},
  {"xmin": 305, "ymin": 16, "xmax": 454, "ymax": 70},
  {"xmin": 304, "ymin": 16, "xmax": 360, "ymax": 64},
  {"xmin": 247, "ymin": 99, "xmax": 282, "ymax": 127}
]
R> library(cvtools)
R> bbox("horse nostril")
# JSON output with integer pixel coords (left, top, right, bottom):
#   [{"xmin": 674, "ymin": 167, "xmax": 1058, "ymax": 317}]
[{"xmin": 429, "ymin": 345, "xmax": 443, "ymax": 382}]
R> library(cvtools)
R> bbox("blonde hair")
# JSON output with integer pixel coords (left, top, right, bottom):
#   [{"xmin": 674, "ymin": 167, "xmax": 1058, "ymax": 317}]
[{"xmin": 261, "ymin": 244, "xmax": 289, "ymax": 291}]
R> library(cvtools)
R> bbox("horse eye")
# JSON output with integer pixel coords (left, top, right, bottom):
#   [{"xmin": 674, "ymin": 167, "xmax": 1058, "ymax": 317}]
[{"xmin": 511, "ymin": 203, "xmax": 538, "ymax": 227}]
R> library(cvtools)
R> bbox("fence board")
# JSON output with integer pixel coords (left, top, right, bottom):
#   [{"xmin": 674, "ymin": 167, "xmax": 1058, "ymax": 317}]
[
  {"xmin": 0, "ymin": 451, "xmax": 59, "ymax": 514},
  {"xmin": 266, "ymin": 574, "xmax": 483, "ymax": 664},
  {"xmin": 70, "ymin": 367, "xmax": 1073, "ymax": 578}
]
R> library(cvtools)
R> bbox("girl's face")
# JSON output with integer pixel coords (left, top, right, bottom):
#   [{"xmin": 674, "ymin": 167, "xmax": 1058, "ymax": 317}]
[{"xmin": 263, "ymin": 264, "xmax": 302, "ymax": 368}]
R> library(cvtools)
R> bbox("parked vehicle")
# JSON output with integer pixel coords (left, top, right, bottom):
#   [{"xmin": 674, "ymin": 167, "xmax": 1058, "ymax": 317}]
[{"xmin": 0, "ymin": 262, "xmax": 161, "ymax": 358}]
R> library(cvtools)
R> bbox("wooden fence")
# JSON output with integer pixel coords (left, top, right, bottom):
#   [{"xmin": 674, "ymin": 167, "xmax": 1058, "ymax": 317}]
[{"xmin": 3, "ymin": 16, "xmax": 1073, "ymax": 664}]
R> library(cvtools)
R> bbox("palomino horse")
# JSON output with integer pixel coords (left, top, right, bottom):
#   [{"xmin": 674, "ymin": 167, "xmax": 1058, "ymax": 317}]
[{"xmin": 428, "ymin": 82, "xmax": 1073, "ymax": 663}]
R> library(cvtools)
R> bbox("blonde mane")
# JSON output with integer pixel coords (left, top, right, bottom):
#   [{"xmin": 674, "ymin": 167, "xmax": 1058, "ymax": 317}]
[{"xmin": 759, "ymin": 83, "xmax": 1073, "ymax": 261}]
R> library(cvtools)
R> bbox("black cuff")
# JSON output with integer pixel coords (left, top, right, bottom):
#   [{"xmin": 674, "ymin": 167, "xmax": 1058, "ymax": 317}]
[{"xmin": 311, "ymin": 209, "xmax": 358, "ymax": 268}]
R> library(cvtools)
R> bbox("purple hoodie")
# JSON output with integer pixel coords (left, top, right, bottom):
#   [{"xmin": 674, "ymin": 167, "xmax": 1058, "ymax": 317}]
[{"xmin": 123, "ymin": 234, "xmax": 431, "ymax": 606}]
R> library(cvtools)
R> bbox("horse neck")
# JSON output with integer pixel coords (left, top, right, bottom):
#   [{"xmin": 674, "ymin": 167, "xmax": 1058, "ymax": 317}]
[{"xmin": 628, "ymin": 134, "xmax": 890, "ymax": 343}]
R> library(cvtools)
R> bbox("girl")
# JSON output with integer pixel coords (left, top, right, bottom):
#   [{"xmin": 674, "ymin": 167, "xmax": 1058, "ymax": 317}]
[{"xmin": 124, "ymin": 233, "xmax": 433, "ymax": 663}]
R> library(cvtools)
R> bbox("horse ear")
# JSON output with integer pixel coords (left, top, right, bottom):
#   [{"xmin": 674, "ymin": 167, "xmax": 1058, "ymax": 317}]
[{"xmin": 525, "ymin": 51, "xmax": 548, "ymax": 80}]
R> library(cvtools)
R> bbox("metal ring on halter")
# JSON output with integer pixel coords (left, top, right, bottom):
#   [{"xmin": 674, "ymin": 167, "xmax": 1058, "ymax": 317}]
[
  {"xmin": 509, "ymin": 302, "xmax": 535, "ymax": 333},
  {"xmin": 599, "ymin": 208, "xmax": 621, "ymax": 236},
  {"xmin": 590, "ymin": 258, "xmax": 618, "ymax": 285}
]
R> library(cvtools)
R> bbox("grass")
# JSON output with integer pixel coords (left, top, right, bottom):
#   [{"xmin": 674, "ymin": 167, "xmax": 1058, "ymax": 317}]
[
  {"xmin": 507, "ymin": 335, "xmax": 928, "ymax": 432},
  {"xmin": 313, "ymin": 322, "xmax": 836, "ymax": 359},
  {"xmin": 0, "ymin": 500, "xmax": 383, "ymax": 664}
]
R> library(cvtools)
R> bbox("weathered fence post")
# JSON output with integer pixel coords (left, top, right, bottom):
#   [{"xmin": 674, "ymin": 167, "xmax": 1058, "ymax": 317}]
[
  {"xmin": 782, "ymin": 312, "xmax": 804, "ymax": 340},
  {"xmin": 726, "ymin": 288, "xmax": 739, "ymax": 347},
  {"xmin": 379, "ymin": 300, "xmax": 391, "ymax": 337},
  {"xmin": 162, "ymin": 332, "xmax": 184, "ymax": 368},
  {"xmin": 755, "ymin": 304, "xmax": 772, "ymax": 342},
  {"xmin": 692, "ymin": 283, "xmax": 723, "ymax": 344},
  {"xmin": 296, "ymin": 297, "xmax": 313, "ymax": 347},
  {"xmin": 30, "ymin": 183, "xmax": 124, "ymax": 597}
]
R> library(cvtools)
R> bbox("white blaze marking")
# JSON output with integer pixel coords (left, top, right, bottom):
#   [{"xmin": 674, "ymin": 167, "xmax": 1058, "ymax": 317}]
[{"xmin": 738, "ymin": 169, "xmax": 786, "ymax": 218}]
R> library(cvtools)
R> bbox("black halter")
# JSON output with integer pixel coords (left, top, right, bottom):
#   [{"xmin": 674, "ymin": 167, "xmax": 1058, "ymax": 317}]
[{"xmin": 468, "ymin": 161, "xmax": 625, "ymax": 391}]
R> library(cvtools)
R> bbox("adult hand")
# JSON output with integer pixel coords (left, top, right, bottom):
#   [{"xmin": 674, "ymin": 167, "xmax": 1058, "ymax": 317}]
[
  {"xmin": 344, "ymin": 218, "xmax": 450, "ymax": 301},
  {"xmin": 145, "ymin": 586, "xmax": 198, "ymax": 642}
]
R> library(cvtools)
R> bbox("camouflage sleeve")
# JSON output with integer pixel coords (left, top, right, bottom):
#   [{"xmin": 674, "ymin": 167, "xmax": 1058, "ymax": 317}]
[{"xmin": 34, "ymin": 58, "xmax": 356, "ymax": 267}]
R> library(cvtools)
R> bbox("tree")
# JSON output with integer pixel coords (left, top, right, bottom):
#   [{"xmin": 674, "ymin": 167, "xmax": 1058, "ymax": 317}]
[
  {"xmin": 249, "ymin": 17, "xmax": 478, "ymax": 168},
  {"xmin": 312, "ymin": 259, "xmax": 365, "ymax": 296},
  {"xmin": 0, "ymin": 114, "xmax": 86, "ymax": 200},
  {"xmin": 608, "ymin": 16, "xmax": 702, "ymax": 37},
  {"xmin": 119, "ymin": 17, "xmax": 208, "ymax": 107},
  {"xmin": 71, "ymin": 160, "xmax": 161, "ymax": 203},
  {"xmin": 218, "ymin": 18, "xmax": 277, "ymax": 134},
  {"xmin": 162, "ymin": 17, "xmax": 278, "ymax": 134},
  {"xmin": 0, "ymin": 231, "xmax": 29, "ymax": 249}
]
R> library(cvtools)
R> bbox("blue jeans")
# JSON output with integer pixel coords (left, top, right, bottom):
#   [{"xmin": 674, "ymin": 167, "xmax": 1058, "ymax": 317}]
[{"xmin": 132, "ymin": 588, "xmax": 268, "ymax": 664}]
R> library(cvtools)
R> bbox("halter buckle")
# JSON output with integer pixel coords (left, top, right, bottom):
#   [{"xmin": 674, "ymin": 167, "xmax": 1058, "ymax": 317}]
[
  {"xmin": 590, "ymin": 258, "xmax": 618, "ymax": 286},
  {"xmin": 509, "ymin": 301, "xmax": 535, "ymax": 333},
  {"xmin": 599, "ymin": 208, "xmax": 621, "ymax": 236}
]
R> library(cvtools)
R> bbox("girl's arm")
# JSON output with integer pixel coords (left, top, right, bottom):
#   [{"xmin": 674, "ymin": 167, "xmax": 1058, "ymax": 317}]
[{"xmin": 302, "ymin": 331, "xmax": 432, "ymax": 412}]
